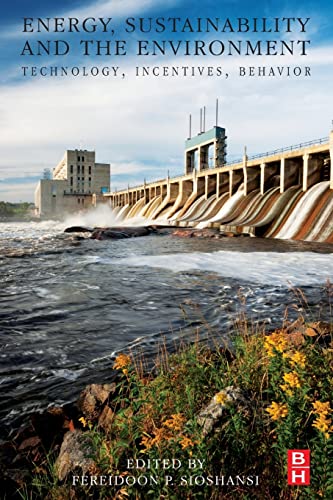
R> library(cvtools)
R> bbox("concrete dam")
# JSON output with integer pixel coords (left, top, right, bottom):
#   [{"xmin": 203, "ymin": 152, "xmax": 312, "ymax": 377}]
[{"xmin": 106, "ymin": 125, "xmax": 333, "ymax": 243}]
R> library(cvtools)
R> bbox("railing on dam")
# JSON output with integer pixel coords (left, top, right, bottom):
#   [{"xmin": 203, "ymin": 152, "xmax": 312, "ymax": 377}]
[
  {"xmin": 247, "ymin": 136, "xmax": 329, "ymax": 161},
  {"xmin": 111, "ymin": 136, "xmax": 329, "ymax": 193}
]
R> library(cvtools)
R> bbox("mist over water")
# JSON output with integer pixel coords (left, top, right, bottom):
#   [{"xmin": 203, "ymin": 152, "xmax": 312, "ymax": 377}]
[
  {"xmin": 62, "ymin": 204, "xmax": 159, "ymax": 228},
  {"xmin": 63, "ymin": 204, "xmax": 119, "ymax": 227},
  {"xmin": 0, "ymin": 218, "xmax": 332, "ymax": 436}
]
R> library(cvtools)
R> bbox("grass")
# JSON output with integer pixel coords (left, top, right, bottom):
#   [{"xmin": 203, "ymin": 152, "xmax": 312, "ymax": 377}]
[{"xmin": 19, "ymin": 293, "xmax": 333, "ymax": 499}]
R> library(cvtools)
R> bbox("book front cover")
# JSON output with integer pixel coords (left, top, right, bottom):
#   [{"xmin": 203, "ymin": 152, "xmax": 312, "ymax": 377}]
[{"xmin": 0, "ymin": 1, "xmax": 332, "ymax": 499}]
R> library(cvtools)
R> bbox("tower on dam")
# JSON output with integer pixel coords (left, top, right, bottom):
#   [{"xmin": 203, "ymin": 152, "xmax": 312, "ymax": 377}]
[
  {"xmin": 185, "ymin": 126, "xmax": 227, "ymax": 174},
  {"xmin": 184, "ymin": 102, "xmax": 227, "ymax": 174}
]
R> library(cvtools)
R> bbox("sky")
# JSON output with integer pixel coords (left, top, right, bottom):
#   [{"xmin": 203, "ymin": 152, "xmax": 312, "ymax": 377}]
[{"xmin": 0, "ymin": 0, "xmax": 333, "ymax": 202}]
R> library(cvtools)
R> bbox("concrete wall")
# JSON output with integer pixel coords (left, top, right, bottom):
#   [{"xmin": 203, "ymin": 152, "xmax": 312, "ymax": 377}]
[
  {"xmin": 53, "ymin": 150, "xmax": 109, "ymax": 196},
  {"xmin": 35, "ymin": 179, "xmax": 67, "ymax": 217},
  {"xmin": 94, "ymin": 163, "xmax": 111, "ymax": 193},
  {"xmin": 109, "ymin": 137, "xmax": 332, "ymax": 209},
  {"xmin": 35, "ymin": 149, "xmax": 110, "ymax": 217},
  {"xmin": 35, "ymin": 179, "xmax": 95, "ymax": 217}
]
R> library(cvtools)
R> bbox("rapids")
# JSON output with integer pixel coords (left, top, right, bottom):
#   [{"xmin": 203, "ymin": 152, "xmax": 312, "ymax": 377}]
[{"xmin": 0, "ymin": 217, "xmax": 332, "ymax": 437}]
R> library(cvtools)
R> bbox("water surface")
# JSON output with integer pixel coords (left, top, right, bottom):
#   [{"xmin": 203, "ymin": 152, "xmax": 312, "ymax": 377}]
[{"xmin": 1, "ymin": 220, "xmax": 332, "ymax": 436}]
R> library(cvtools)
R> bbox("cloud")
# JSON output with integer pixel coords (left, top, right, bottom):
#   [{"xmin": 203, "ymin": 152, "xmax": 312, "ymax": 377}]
[
  {"xmin": 0, "ymin": 182, "xmax": 37, "ymax": 202},
  {"xmin": 2, "ymin": 0, "xmax": 333, "ymax": 203},
  {"xmin": 111, "ymin": 160, "xmax": 182, "ymax": 190},
  {"xmin": 1, "ymin": 39, "xmax": 333, "ymax": 201},
  {"xmin": 1, "ymin": 0, "xmax": 180, "ymax": 40},
  {"xmin": 111, "ymin": 161, "xmax": 169, "ymax": 175},
  {"xmin": 67, "ymin": 0, "xmax": 179, "ymax": 19},
  {"xmin": 0, "ymin": 175, "xmax": 40, "ymax": 184}
]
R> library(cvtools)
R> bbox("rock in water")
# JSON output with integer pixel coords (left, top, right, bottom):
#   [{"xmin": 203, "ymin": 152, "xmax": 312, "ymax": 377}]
[
  {"xmin": 64, "ymin": 226, "xmax": 93, "ymax": 233},
  {"xmin": 90, "ymin": 226, "xmax": 152, "ymax": 240},
  {"xmin": 173, "ymin": 228, "xmax": 220, "ymax": 239},
  {"xmin": 65, "ymin": 225, "xmax": 171, "ymax": 239},
  {"xmin": 172, "ymin": 229, "xmax": 194, "ymax": 238}
]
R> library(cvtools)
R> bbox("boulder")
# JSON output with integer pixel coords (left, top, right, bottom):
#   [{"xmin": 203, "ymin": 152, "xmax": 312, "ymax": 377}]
[
  {"xmin": 2, "ymin": 467, "xmax": 30, "ymax": 497},
  {"xmin": 77, "ymin": 383, "xmax": 116, "ymax": 421},
  {"xmin": 18, "ymin": 436, "xmax": 41, "ymax": 451},
  {"xmin": 0, "ymin": 441, "xmax": 17, "ymax": 468},
  {"xmin": 172, "ymin": 229, "xmax": 194, "ymax": 238},
  {"xmin": 197, "ymin": 386, "xmax": 248, "ymax": 436},
  {"xmin": 98, "ymin": 406, "xmax": 114, "ymax": 433},
  {"xmin": 55, "ymin": 430, "xmax": 95, "ymax": 481},
  {"xmin": 279, "ymin": 319, "xmax": 332, "ymax": 348},
  {"xmin": 65, "ymin": 225, "xmax": 171, "ymax": 240},
  {"xmin": 173, "ymin": 228, "xmax": 223, "ymax": 239},
  {"xmin": 64, "ymin": 226, "xmax": 93, "ymax": 233},
  {"xmin": 30, "ymin": 406, "xmax": 73, "ymax": 449},
  {"xmin": 91, "ymin": 226, "xmax": 151, "ymax": 240}
]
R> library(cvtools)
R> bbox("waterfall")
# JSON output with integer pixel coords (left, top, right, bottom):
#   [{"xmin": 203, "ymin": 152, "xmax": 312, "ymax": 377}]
[
  {"xmin": 274, "ymin": 183, "xmax": 329, "ymax": 240},
  {"xmin": 197, "ymin": 190, "xmax": 245, "ymax": 228},
  {"xmin": 112, "ymin": 180, "xmax": 333, "ymax": 242},
  {"xmin": 195, "ymin": 193, "xmax": 230, "ymax": 225},
  {"xmin": 126, "ymin": 198, "xmax": 146, "ymax": 219},
  {"xmin": 115, "ymin": 204, "xmax": 131, "ymax": 221}
]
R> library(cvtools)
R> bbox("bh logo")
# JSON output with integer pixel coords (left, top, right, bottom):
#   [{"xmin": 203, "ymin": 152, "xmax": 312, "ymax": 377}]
[{"xmin": 288, "ymin": 450, "xmax": 310, "ymax": 485}]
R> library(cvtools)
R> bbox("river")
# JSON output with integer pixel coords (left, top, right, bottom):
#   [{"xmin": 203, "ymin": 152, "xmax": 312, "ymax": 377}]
[{"xmin": 0, "ymin": 217, "xmax": 332, "ymax": 437}]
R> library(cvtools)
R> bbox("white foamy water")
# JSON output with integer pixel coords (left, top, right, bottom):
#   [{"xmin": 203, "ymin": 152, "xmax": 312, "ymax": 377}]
[
  {"xmin": 110, "ymin": 250, "xmax": 333, "ymax": 286},
  {"xmin": 63, "ymin": 204, "xmax": 119, "ymax": 227},
  {"xmin": 63, "ymin": 203, "xmax": 158, "ymax": 227},
  {"xmin": 197, "ymin": 190, "xmax": 245, "ymax": 228},
  {"xmin": 275, "ymin": 183, "xmax": 329, "ymax": 240},
  {"xmin": 0, "ymin": 220, "xmax": 64, "ymax": 239}
]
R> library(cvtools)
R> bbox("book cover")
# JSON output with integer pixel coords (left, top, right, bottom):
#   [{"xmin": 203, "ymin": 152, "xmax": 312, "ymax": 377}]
[{"xmin": 0, "ymin": 1, "xmax": 332, "ymax": 499}]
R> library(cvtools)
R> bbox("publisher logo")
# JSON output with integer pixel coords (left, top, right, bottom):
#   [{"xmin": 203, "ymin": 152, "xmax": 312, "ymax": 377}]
[{"xmin": 287, "ymin": 450, "xmax": 310, "ymax": 485}]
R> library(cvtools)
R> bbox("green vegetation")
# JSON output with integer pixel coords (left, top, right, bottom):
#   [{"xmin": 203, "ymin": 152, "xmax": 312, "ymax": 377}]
[
  {"xmin": 22, "ymin": 310, "xmax": 332, "ymax": 500},
  {"xmin": 0, "ymin": 201, "xmax": 33, "ymax": 218}
]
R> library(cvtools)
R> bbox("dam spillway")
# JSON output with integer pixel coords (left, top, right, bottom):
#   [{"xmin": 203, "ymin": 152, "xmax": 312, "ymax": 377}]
[{"xmin": 105, "ymin": 128, "xmax": 333, "ymax": 243}]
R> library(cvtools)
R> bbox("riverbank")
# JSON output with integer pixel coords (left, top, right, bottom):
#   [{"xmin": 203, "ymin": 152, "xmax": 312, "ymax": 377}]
[
  {"xmin": 0, "ymin": 202, "xmax": 35, "ymax": 221},
  {"xmin": 2, "ymin": 312, "xmax": 332, "ymax": 499}
]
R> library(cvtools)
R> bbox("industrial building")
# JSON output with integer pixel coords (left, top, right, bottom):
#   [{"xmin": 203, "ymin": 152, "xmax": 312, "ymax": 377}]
[{"xmin": 35, "ymin": 149, "xmax": 110, "ymax": 217}]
